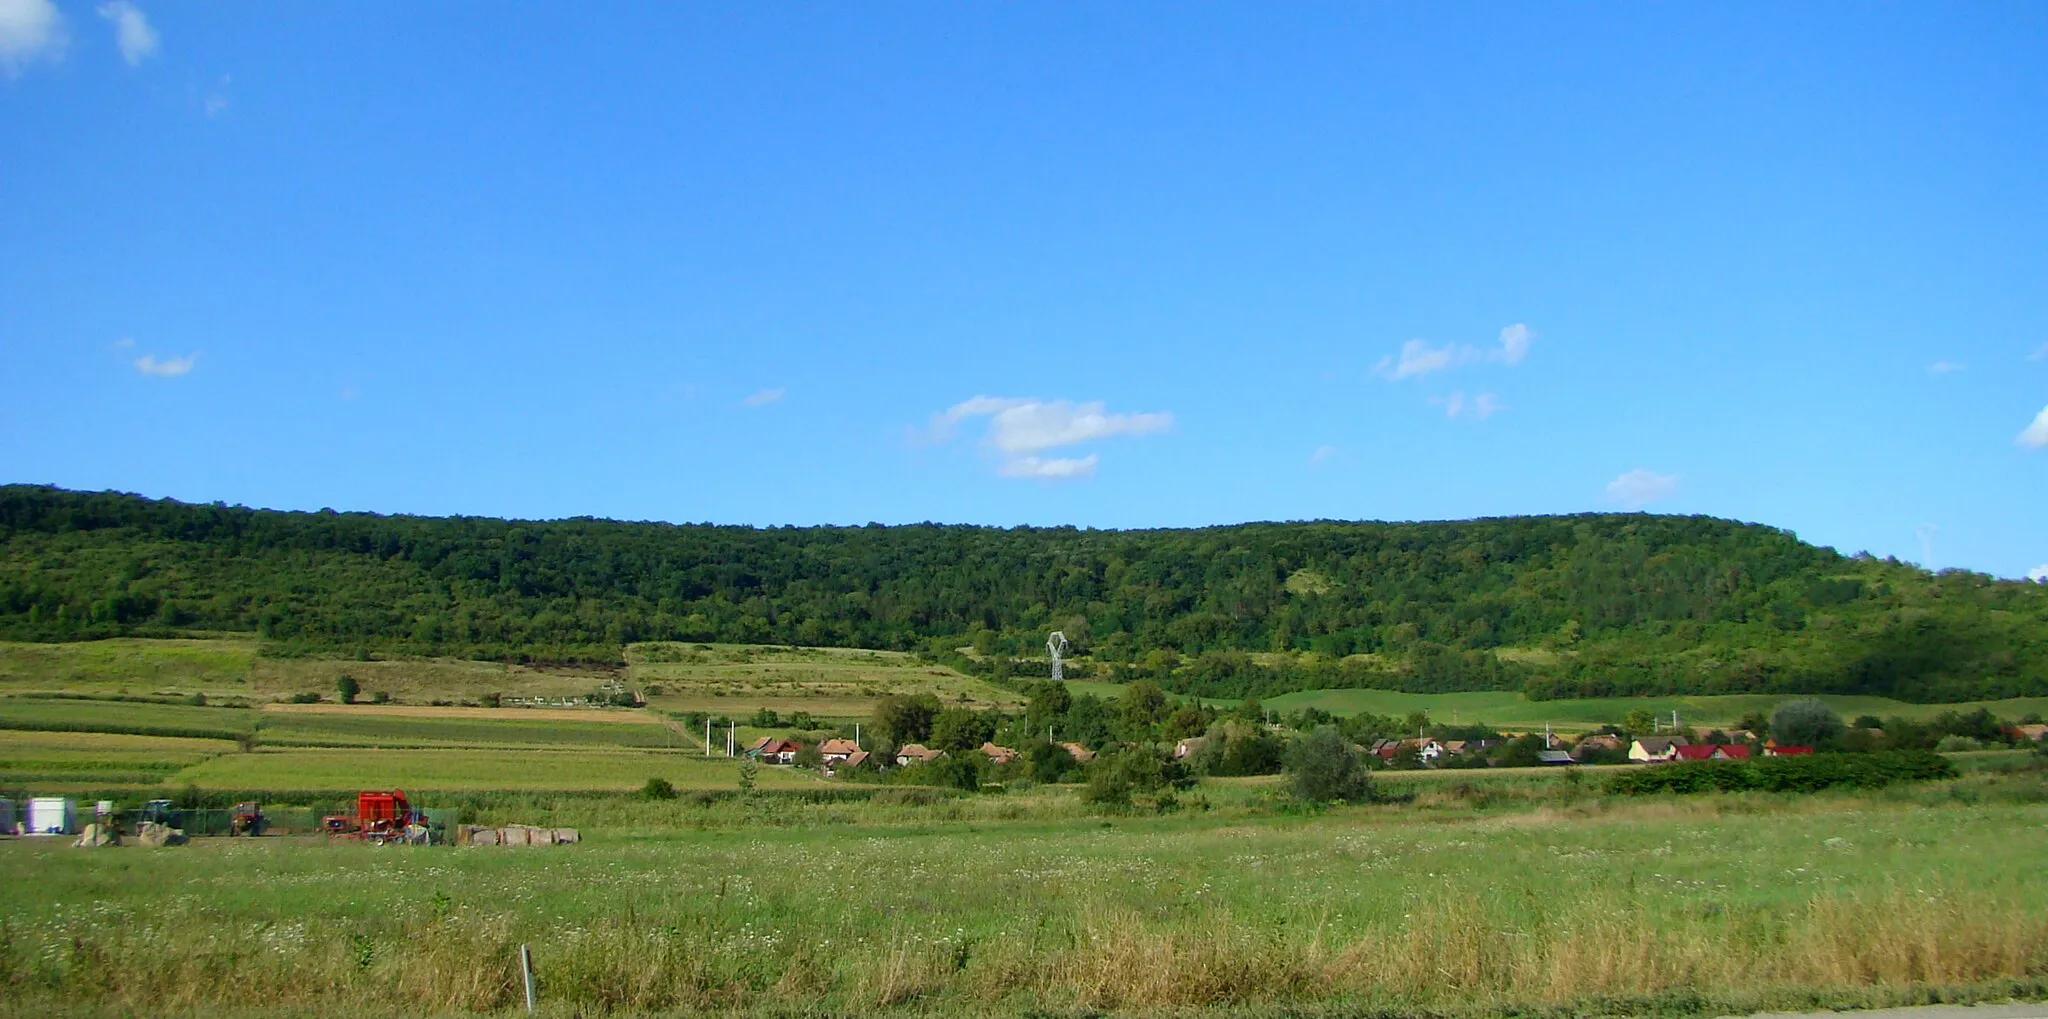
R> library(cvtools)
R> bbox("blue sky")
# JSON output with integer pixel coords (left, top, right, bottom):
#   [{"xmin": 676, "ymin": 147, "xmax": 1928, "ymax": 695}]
[{"xmin": 3, "ymin": 3, "xmax": 2046, "ymax": 579}]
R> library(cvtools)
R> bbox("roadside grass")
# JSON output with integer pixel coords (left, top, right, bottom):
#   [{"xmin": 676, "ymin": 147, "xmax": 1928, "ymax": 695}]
[{"xmin": 4, "ymin": 776, "xmax": 2045, "ymax": 1017}]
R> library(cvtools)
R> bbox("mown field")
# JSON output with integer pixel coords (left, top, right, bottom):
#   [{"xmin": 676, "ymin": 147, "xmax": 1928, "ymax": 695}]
[
  {"xmin": 6, "ymin": 769, "xmax": 2048, "ymax": 1018},
  {"xmin": 629, "ymin": 641, "xmax": 1023, "ymax": 716}
]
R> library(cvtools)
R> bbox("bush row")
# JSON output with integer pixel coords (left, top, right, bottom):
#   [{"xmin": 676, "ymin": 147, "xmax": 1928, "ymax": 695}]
[{"xmin": 1605, "ymin": 750, "xmax": 1957, "ymax": 795}]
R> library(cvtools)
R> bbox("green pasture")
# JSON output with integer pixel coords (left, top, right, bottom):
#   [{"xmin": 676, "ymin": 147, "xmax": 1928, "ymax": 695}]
[{"xmin": 0, "ymin": 729, "xmax": 238, "ymax": 788}]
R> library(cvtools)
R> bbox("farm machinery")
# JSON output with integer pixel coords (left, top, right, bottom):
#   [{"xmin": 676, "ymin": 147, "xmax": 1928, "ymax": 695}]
[
  {"xmin": 323, "ymin": 789, "xmax": 429, "ymax": 844},
  {"xmin": 229, "ymin": 801, "xmax": 265, "ymax": 836}
]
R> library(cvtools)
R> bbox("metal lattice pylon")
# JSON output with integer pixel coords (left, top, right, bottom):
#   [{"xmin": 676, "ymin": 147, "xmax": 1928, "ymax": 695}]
[{"xmin": 1047, "ymin": 631, "xmax": 1070, "ymax": 681}]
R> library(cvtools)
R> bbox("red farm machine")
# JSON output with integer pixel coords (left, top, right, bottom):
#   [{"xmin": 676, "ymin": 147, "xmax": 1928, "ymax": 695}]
[{"xmin": 323, "ymin": 789, "xmax": 426, "ymax": 844}]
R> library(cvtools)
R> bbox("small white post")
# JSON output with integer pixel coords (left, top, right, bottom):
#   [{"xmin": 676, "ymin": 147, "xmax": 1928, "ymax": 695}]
[
  {"xmin": 520, "ymin": 943, "xmax": 536, "ymax": 1014},
  {"xmin": 705, "ymin": 719, "xmax": 711, "ymax": 757}
]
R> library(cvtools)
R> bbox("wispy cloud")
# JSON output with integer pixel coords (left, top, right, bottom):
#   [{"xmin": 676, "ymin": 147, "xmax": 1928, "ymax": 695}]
[
  {"xmin": 2029, "ymin": 564, "xmax": 2048, "ymax": 584},
  {"xmin": 999, "ymin": 454, "xmax": 1098, "ymax": 479},
  {"xmin": 2019, "ymin": 406, "xmax": 2048, "ymax": 449},
  {"xmin": 1927, "ymin": 360, "xmax": 1966, "ymax": 374},
  {"xmin": 1432, "ymin": 391, "xmax": 1504, "ymax": 419},
  {"xmin": 930, "ymin": 395, "xmax": 1171, "ymax": 479},
  {"xmin": 1375, "ymin": 323, "xmax": 1534, "ymax": 381},
  {"xmin": 0, "ymin": 0, "xmax": 66, "ymax": 75},
  {"xmin": 132, "ymin": 352, "xmax": 196, "ymax": 377},
  {"xmin": 1309, "ymin": 444, "xmax": 1337, "ymax": 467},
  {"xmin": 741, "ymin": 387, "xmax": 785, "ymax": 408},
  {"xmin": 1916, "ymin": 523, "xmax": 1938, "ymax": 569},
  {"xmin": 96, "ymin": 1, "xmax": 154, "ymax": 65},
  {"xmin": 2030, "ymin": 343, "xmax": 2048, "ymax": 362},
  {"xmin": 1605, "ymin": 468, "xmax": 1677, "ymax": 510}
]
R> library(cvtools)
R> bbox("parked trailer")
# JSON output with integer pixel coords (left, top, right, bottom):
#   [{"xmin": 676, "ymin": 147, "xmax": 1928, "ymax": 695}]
[
  {"xmin": 0, "ymin": 798, "xmax": 16, "ymax": 835},
  {"xmin": 323, "ymin": 789, "xmax": 427, "ymax": 844},
  {"xmin": 26, "ymin": 797, "xmax": 76, "ymax": 836}
]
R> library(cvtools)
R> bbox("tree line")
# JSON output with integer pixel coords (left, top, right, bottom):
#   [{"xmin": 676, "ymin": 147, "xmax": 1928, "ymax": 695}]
[{"xmin": 3, "ymin": 484, "xmax": 2045, "ymax": 703}]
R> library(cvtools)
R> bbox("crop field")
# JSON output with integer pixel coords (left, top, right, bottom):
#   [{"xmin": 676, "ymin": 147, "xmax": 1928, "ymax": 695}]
[
  {"xmin": 0, "ymin": 696, "xmax": 257, "ymax": 738},
  {"xmin": 6, "ymin": 771, "xmax": 2048, "ymax": 1018},
  {"xmin": 253, "ymin": 708, "xmax": 694, "ymax": 751},
  {"xmin": 629, "ymin": 641, "xmax": 1023, "ymax": 717},
  {"xmin": 169, "ymin": 746, "xmax": 822, "ymax": 793},
  {"xmin": 0, "ymin": 730, "xmax": 238, "ymax": 789},
  {"xmin": 0, "ymin": 638, "xmax": 621, "ymax": 703}
]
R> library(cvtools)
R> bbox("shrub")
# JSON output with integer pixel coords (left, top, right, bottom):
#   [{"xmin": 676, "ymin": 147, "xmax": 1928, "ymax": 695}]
[
  {"xmin": 1771, "ymin": 698, "xmax": 1844, "ymax": 748},
  {"xmin": 641, "ymin": 777, "xmax": 677, "ymax": 800},
  {"xmin": 335, "ymin": 675, "xmax": 359, "ymax": 704},
  {"xmin": 1285, "ymin": 725, "xmax": 1375, "ymax": 803}
]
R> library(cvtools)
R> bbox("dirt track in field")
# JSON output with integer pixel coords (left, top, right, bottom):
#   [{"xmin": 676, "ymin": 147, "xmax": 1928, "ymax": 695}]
[{"xmin": 257, "ymin": 703, "xmax": 667, "ymax": 724}]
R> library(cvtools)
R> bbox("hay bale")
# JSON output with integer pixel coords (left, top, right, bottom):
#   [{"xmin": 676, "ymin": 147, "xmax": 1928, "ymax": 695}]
[
  {"xmin": 551, "ymin": 827, "xmax": 580, "ymax": 844},
  {"xmin": 501, "ymin": 826, "xmax": 531, "ymax": 847},
  {"xmin": 72, "ymin": 823, "xmax": 120, "ymax": 848},
  {"xmin": 135, "ymin": 822, "xmax": 187, "ymax": 847},
  {"xmin": 469, "ymin": 828, "xmax": 499, "ymax": 846}
]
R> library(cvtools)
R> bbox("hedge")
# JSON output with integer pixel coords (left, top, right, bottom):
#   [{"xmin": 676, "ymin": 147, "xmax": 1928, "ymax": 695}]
[{"xmin": 1605, "ymin": 750, "xmax": 1957, "ymax": 796}]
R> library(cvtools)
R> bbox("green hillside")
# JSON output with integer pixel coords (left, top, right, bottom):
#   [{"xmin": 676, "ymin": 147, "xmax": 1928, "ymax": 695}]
[{"xmin": 2, "ymin": 485, "xmax": 2044, "ymax": 703}]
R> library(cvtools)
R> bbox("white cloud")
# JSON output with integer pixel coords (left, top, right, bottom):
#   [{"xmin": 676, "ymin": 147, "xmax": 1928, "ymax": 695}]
[
  {"xmin": 111, "ymin": 336, "xmax": 134, "ymax": 348},
  {"xmin": 1497, "ymin": 323, "xmax": 1532, "ymax": 365},
  {"xmin": 1474, "ymin": 393, "xmax": 1503, "ymax": 418},
  {"xmin": 741, "ymin": 387, "xmax": 784, "ymax": 408},
  {"xmin": 2019, "ymin": 405, "xmax": 2048, "ymax": 449},
  {"xmin": 999, "ymin": 454, "xmax": 1098, "ymax": 479},
  {"xmin": 1927, "ymin": 360, "xmax": 1965, "ymax": 374},
  {"xmin": 132, "ymin": 352, "xmax": 195, "ymax": 377},
  {"xmin": 1376, "ymin": 323, "xmax": 1534, "ymax": 381},
  {"xmin": 2028, "ymin": 564, "xmax": 2048, "ymax": 584},
  {"xmin": 930, "ymin": 395, "xmax": 1171, "ymax": 479},
  {"xmin": 1376, "ymin": 339, "xmax": 1459, "ymax": 381},
  {"xmin": 2030, "ymin": 343, "xmax": 2048, "ymax": 362},
  {"xmin": 0, "ymin": 0, "xmax": 65, "ymax": 74},
  {"xmin": 1604, "ymin": 468, "xmax": 1678, "ymax": 509},
  {"xmin": 1309, "ymin": 444, "xmax": 1337, "ymax": 467},
  {"xmin": 96, "ymin": 1, "xmax": 154, "ymax": 65}
]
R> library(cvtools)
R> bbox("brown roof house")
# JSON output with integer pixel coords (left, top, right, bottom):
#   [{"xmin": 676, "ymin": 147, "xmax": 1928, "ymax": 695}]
[
  {"xmin": 980, "ymin": 742, "xmax": 1020, "ymax": 765},
  {"xmin": 895, "ymin": 743, "xmax": 946, "ymax": 767},
  {"xmin": 817, "ymin": 738, "xmax": 861, "ymax": 763}
]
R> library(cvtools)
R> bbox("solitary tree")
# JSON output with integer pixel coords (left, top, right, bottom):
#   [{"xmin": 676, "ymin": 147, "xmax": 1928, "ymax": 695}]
[
  {"xmin": 336, "ymin": 674, "xmax": 360, "ymax": 705},
  {"xmin": 1771, "ymin": 698, "xmax": 1844, "ymax": 748},
  {"xmin": 1285, "ymin": 725, "xmax": 1374, "ymax": 803}
]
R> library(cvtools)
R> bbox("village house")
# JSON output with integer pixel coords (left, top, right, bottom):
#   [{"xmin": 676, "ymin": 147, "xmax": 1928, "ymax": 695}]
[
  {"xmin": 1629, "ymin": 736, "xmax": 1689, "ymax": 763},
  {"xmin": 2010, "ymin": 723, "xmax": 2048, "ymax": 742},
  {"xmin": 817, "ymin": 738, "xmax": 861, "ymax": 764},
  {"xmin": 1724, "ymin": 729, "xmax": 1758, "ymax": 743},
  {"xmin": 1061, "ymin": 742, "xmax": 1096, "ymax": 764},
  {"xmin": 1173, "ymin": 736, "xmax": 1207, "ymax": 760},
  {"xmin": 750, "ymin": 737, "xmax": 803, "ymax": 765},
  {"xmin": 895, "ymin": 743, "xmax": 946, "ymax": 766},
  {"xmin": 1572, "ymin": 734, "xmax": 1625, "ymax": 762},
  {"xmin": 1762, "ymin": 743, "xmax": 1814, "ymax": 756},
  {"xmin": 1536, "ymin": 749, "xmax": 1575, "ymax": 765},
  {"xmin": 1673, "ymin": 744, "xmax": 1751, "ymax": 761},
  {"xmin": 980, "ymin": 742, "xmax": 1019, "ymax": 765}
]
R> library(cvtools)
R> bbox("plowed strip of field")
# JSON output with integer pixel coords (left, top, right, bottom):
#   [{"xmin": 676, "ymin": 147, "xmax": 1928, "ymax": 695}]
[{"xmin": 258, "ymin": 703, "xmax": 665, "ymax": 724}]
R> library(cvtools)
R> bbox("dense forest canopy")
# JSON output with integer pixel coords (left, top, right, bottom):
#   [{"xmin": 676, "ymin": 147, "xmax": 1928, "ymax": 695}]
[{"xmin": 2, "ymin": 485, "xmax": 2043, "ymax": 703}]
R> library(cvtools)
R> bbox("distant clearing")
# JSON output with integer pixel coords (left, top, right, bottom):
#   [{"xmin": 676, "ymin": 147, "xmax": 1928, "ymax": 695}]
[{"xmin": 629, "ymin": 641, "xmax": 1022, "ymax": 717}]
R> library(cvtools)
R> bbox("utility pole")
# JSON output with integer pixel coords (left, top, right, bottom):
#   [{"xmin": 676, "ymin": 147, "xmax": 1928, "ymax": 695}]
[
  {"xmin": 855, "ymin": 722, "xmax": 862, "ymax": 749},
  {"xmin": 705, "ymin": 719, "xmax": 711, "ymax": 757}
]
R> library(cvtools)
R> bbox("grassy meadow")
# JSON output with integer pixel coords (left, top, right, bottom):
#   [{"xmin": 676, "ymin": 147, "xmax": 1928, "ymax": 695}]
[
  {"xmin": 629, "ymin": 641, "xmax": 1024, "ymax": 715},
  {"xmin": 7, "ymin": 771, "xmax": 2048, "ymax": 1018}
]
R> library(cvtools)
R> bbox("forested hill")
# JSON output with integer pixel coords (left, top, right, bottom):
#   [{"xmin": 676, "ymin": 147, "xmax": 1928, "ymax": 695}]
[{"xmin": 2, "ymin": 485, "xmax": 2044, "ymax": 703}]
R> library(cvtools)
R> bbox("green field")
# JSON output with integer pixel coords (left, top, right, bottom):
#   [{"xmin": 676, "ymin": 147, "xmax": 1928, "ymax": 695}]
[
  {"xmin": 6, "ymin": 773, "xmax": 2048, "ymax": 1017},
  {"xmin": 168, "ymin": 746, "xmax": 824, "ymax": 792}
]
